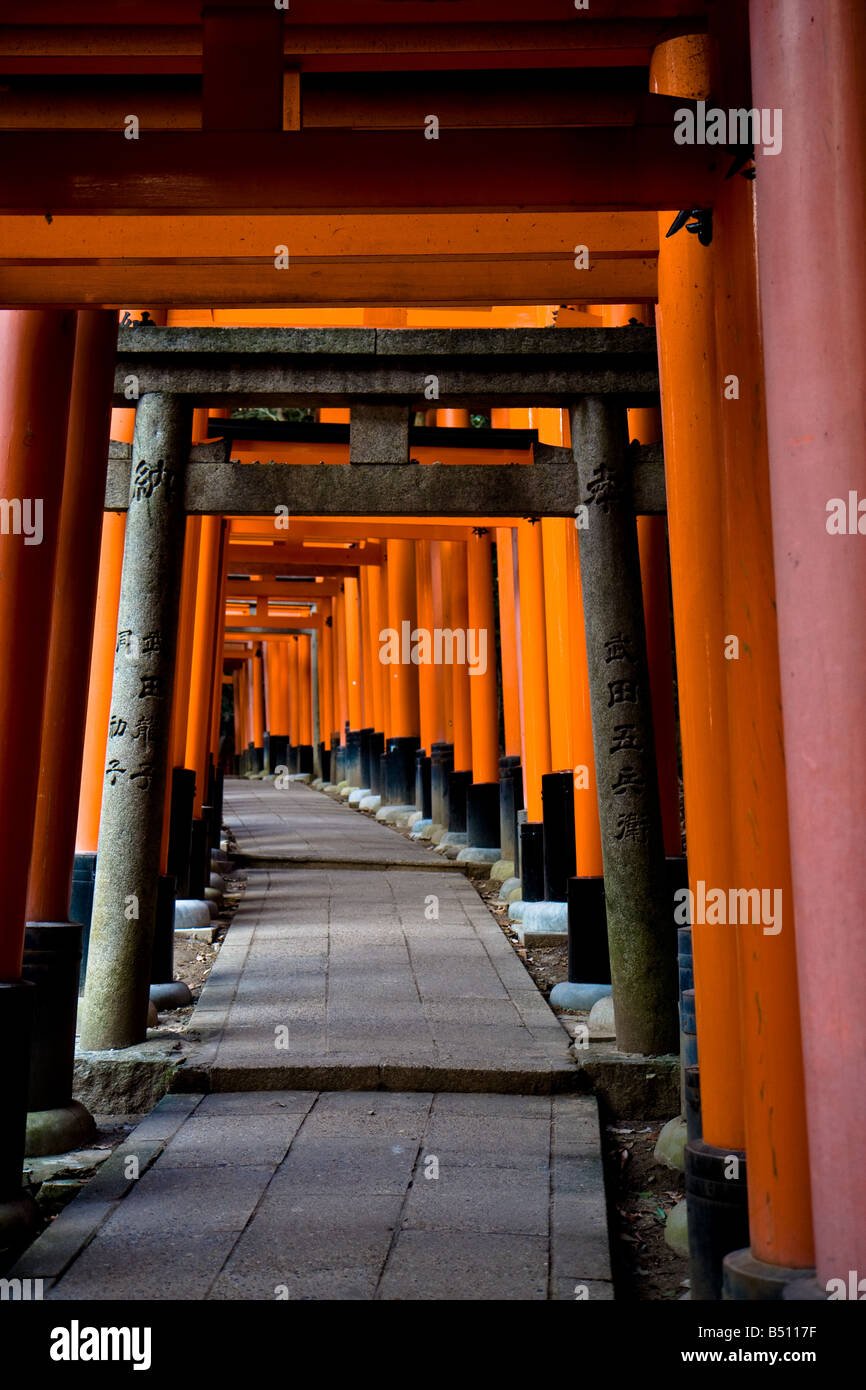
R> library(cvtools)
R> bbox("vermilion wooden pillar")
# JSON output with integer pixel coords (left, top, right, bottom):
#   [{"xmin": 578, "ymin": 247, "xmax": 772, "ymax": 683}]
[
  {"xmin": 715, "ymin": 170, "xmax": 815, "ymax": 1290},
  {"xmin": 343, "ymin": 574, "xmax": 363, "ymax": 733},
  {"xmin": 365, "ymin": 568, "xmax": 385, "ymax": 737},
  {"xmin": 495, "ymin": 528, "xmax": 521, "ymax": 759},
  {"xmin": 0, "ymin": 309, "xmax": 77, "ymax": 1235},
  {"xmin": 415, "ymin": 539, "xmax": 439, "ymax": 757},
  {"xmin": 515, "ymin": 520, "xmax": 551, "ymax": 823},
  {"xmin": 185, "ymin": 515, "xmax": 222, "ymax": 815},
  {"xmin": 749, "ymin": 0, "xmax": 866, "ymax": 1291},
  {"xmin": 442, "ymin": 540, "xmax": 471, "ymax": 773},
  {"xmin": 75, "ymin": 452, "xmax": 129, "ymax": 854},
  {"xmin": 0, "ymin": 312, "xmax": 77, "ymax": 977},
  {"xmin": 466, "ymin": 531, "xmax": 500, "ymax": 785},
  {"xmin": 298, "ymin": 635, "xmax": 313, "ymax": 749},
  {"xmin": 26, "ymin": 310, "xmax": 118, "ymax": 924},
  {"xmin": 385, "ymin": 540, "xmax": 419, "ymax": 741}
]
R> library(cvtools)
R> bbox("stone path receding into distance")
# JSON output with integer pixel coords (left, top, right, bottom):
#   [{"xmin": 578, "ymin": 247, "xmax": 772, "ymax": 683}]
[{"xmin": 14, "ymin": 778, "xmax": 613, "ymax": 1301}]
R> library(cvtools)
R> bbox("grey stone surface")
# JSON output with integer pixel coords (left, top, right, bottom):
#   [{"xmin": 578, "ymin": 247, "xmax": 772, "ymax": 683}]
[
  {"xmin": 32, "ymin": 770, "xmax": 612, "ymax": 1302},
  {"xmin": 349, "ymin": 403, "xmax": 409, "ymax": 464},
  {"xmin": 35, "ymin": 1088, "xmax": 609, "ymax": 1301},
  {"xmin": 179, "ymin": 779, "xmax": 575, "ymax": 1092},
  {"xmin": 73, "ymin": 1044, "xmax": 185, "ymax": 1114},
  {"xmin": 571, "ymin": 396, "xmax": 677, "ymax": 1055},
  {"xmin": 112, "ymin": 326, "xmax": 661, "ymax": 413},
  {"xmin": 567, "ymin": 1042, "xmax": 680, "ymax": 1119},
  {"xmin": 81, "ymin": 392, "xmax": 193, "ymax": 1052},
  {"xmin": 107, "ymin": 445, "xmax": 666, "ymax": 519},
  {"xmin": 549, "ymin": 982, "xmax": 612, "ymax": 1010}
]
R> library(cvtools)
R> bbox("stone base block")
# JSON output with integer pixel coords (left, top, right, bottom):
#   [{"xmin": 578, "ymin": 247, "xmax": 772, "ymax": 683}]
[
  {"xmin": 566, "ymin": 1041, "xmax": 680, "ymax": 1120},
  {"xmin": 491, "ymin": 858, "xmax": 515, "ymax": 883},
  {"xmin": 665, "ymin": 1199, "xmax": 690, "ymax": 1257},
  {"xmin": 508, "ymin": 900, "xmax": 525, "ymax": 922},
  {"xmin": 410, "ymin": 818, "xmax": 434, "ymax": 838},
  {"xmin": 654, "ymin": 1115, "xmax": 687, "ymax": 1171},
  {"xmin": 149, "ymin": 981, "xmax": 193, "ymax": 1010},
  {"xmin": 359, "ymin": 794, "xmax": 382, "ymax": 812},
  {"xmin": 25, "ymin": 1101, "xmax": 96, "ymax": 1159},
  {"xmin": 549, "ymin": 981, "xmax": 612, "ymax": 1010},
  {"xmin": 375, "ymin": 804, "xmax": 416, "ymax": 824},
  {"xmin": 498, "ymin": 876, "xmax": 520, "ymax": 901},
  {"xmin": 348, "ymin": 788, "xmax": 371, "ymax": 805},
  {"xmin": 588, "ymin": 994, "xmax": 616, "ymax": 1038},
  {"xmin": 455, "ymin": 847, "xmax": 501, "ymax": 867},
  {"xmin": 518, "ymin": 900, "xmax": 568, "ymax": 932},
  {"xmin": 722, "ymin": 1249, "xmax": 817, "ymax": 1302},
  {"xmin": 74, "ymin": 1043, "xmax": 186, "ymax": 1115},
  {"xmin": 174, "ymin": 900, "xmax": 211, "ymax": 931}
]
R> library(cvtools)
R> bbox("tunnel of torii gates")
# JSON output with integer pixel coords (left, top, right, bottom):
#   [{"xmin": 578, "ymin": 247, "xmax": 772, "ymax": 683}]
[{"xmin": 0, "ymin": 1, "xmax": 863, "ymax": 1308}]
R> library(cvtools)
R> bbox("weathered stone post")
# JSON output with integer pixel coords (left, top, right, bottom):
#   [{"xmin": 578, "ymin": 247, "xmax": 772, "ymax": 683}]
[
  {"xmin": 80, "ymin": 393, "xmax": 192, "ymax": 1051},
  {"xmin": 570, "ymin": 397, "xmax": 677, "ymax": 1055}
]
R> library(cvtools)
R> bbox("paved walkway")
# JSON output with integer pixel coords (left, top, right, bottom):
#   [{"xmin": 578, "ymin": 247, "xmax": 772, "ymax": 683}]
[
  {"xmin": 14, "ymin": 778, "xmax": 613, "ymax": 1300},
  {"xmin": 227, "ymin": 778, "xmax": 447, "ymax": 868}
]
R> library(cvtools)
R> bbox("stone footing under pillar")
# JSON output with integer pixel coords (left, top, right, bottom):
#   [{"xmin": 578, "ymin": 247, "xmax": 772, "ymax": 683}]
[
  {"xmin": 149, "ymin": 981, "xmax": 193, "ymax": 1010},
  {"xmin": 722, "ymin": 1248, "xmax": 816, "ymax": 1301},
  {"xmin": 25, "ymin": 1100, "xmax": 95, "ymax": 1159}
]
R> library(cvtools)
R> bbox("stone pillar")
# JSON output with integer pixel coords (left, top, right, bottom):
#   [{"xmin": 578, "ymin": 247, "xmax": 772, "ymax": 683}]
[
  {"xmin": 79, "ymin": 393, "xmax": 192, "ymax": 1052},
  {"xmin": 571, "ymin": 396, "xmax": 677, "ymax": 1056}
]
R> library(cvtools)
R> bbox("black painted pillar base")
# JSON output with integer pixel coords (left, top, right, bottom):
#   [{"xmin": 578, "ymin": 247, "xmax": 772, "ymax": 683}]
[
  {"xmin": 415, "ymin": 751, "xmax": 432, "ymax": 818},
  {"xmin": 520, "ymin": 821, "xmax": 545, "ymax": 902},
  {"xmin": 269, "ymin": 735, "xmax": 288, "ymax": 775},
  {"xmin": 288, "ymin": 743, "xmax": 299, "ymax": 774},
  {"xmin": 467, "ymin": 782, "xmax": 500, "ymax": 848},
  {"xmin": 346, "ymin": 729, "xmax": 363, "ymax": 786},
  {"xmin": 188, "ymin": 818, "xmax": 209, "ymax": 901},
  {"xmin": 542, "ymin": 770, "xmax": 577, "ymax": 901},
  {"xmin": 684, "ymin": 1137, "xmax": 749, "ymax": 1299},
  {"xmin": 368, "ymin": 732, "xmax": 384, "ymax": 794},
  {"xmin": 685, "ymin": 1063, "xmax": 701, "ymax": 1142},
  {"xmin": 70, "ymin": 850, "xmax": 97, "ymax": 991},
  {"xmin": 167, "ymin": 767, "xmax": 196, "ymax": 900},
  {"xmin": 319, "ymin": 743, "xmax": 331, "ymax": 782},
  {"xmin": 297, "ymin": 745, "xmax": 314, "ymax": 776},
  {"xmin": 22, "ymin": 923, "xmax": 96, "ymax": 1157},
  {"xmin": 566, "ymin": 876, "xmax": 609, "ymax": 983},
  {"xmin": 150, "ymin": 874, "xmax": 174, "ymax": 983},
  {"xmin": 252, "ymin": 745, "xmax": 264, "ymax": 775},
  {"xmin": 431, "ymin": 742, "xmax": 454, "ymax": 826},
  {"xmin": 498, "ymin": 756, "xmax": 521, "ymax": 861},
  {"xmin": 447, "ymin": 769, "xmax": 472, "ymax": 833},
  {"xmin": 262, "ymin": 731, "xmax": 271, "ymax": 776},
  {"xmin": 384, "ymin": 736, "xmax": 420, "ymax": 806},
  {"xmin": 0, "ymin": 979, "xmax": 40, "ymax": 1255},
  {"xmin": 359, "ymin": 728, "xmax": 374, "ymax": 788},
  {"xmin": 334, "ymin": 743, "xmax": 346, "ymax": 783}
]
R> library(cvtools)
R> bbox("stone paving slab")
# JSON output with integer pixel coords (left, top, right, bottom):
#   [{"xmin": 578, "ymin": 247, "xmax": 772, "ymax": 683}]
[
  {"xmin": 227, "ymin": 777, "xmax": 457, "ymax": 868},
  {"xmin": 177, "ymin": 784, "xmax": 578, "ymax": 1092},
  {"xmin": 21, "ymin": 1090, "xmax": 611, "ymax": 1302}
]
